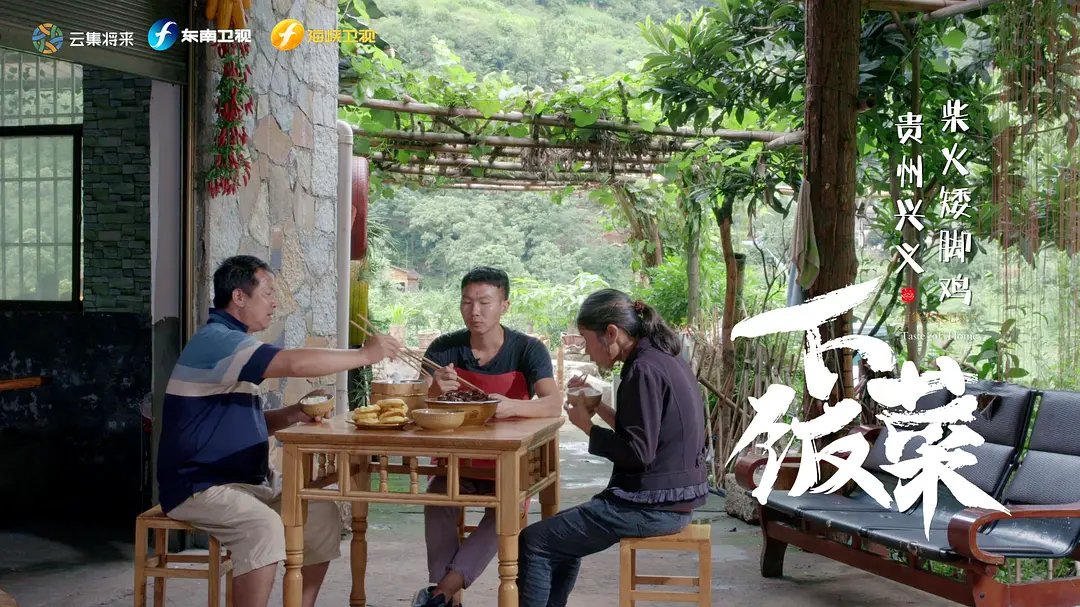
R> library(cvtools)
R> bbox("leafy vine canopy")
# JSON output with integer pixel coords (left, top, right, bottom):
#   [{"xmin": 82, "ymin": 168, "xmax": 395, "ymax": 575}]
[{"xmin": 338, "ymin": 0, "xmax": 1080, "ymax": 264}]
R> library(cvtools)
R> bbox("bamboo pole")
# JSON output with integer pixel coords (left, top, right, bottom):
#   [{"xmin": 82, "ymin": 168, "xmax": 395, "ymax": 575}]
[
  {"xmin": 378, "ymin": 164, "xmax": 655, "ymax": 183},
  {"xmin": 370, "ymin": 152, "xmax": 664, "ymax": 172},
  {"xmin": 354, "ymin": 126, "xmax": 701, "ymax": 152},
  {"xmin": 764, "ymin": 130, "xmax": 805, "ymax": 150},
  {"xmin": 371, "ymin": 150, "xmax": 670, "ymax": 166},
  {"xmin": 342, "ymin": 95, "xmax": 794, "ymax": 142},
  {"xmin": 368, "ymin": 143, "xmax": 677, "ymax": 165},
  {"xmin": 884, "ymin": 0, "xmax": 1000, "ymax": 29},
  {"xmin": 443, "ymin": 184, "xmax": 569, "ymax": 191},
  {"xmin": 864, "ymin": 0, "xmax": 965, "ymax": 11},
  {"xmin": 385, "ymin": 176, "xmax": 618, "ymax": 188}
]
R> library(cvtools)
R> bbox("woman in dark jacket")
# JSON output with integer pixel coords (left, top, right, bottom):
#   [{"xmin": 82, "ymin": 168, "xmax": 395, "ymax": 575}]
[{"xmin": 517, "ymin": 289, "xmax": 709, "ymax": 607}]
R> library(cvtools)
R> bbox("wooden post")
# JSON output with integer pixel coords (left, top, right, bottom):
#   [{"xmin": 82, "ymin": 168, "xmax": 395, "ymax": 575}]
[
  {"xmin": 804, "ymin": 0, "xmax": 862, "ymax": 409},
  {"xmin": 557, "ymin": 342, "xmax": 565, "ymax": 389},
  {"xmin": 686, "ymin": 212, "xmax": 702, "ymax": 326}
]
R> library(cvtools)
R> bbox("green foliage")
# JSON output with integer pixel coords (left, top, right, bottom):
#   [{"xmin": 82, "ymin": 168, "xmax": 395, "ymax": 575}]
[
  {"xmin": 372, "ymin": 188, "xmax": 632, "ymax": 289},
  {"xmin": 928, "ymin": 555, "xmax": 1079, "ymax": 584},
  {"xmin": 367, "ymin": 274, "xmax": 608, "ymax": 346},
  {"xmin": 507, "ymin": 273, "xmax": 611, "ymax": 341},
  {"xmin": 365, "ymin": 0, "xmax": 710, "ymax": 86},
  {"xmin": 966, "ymin": 318, "xmax": 1030, "ymax": 381},
  {"xmin": 343, "ymin": 0, "xmax": 1080, "ymax": 389},
  {"xmin": 634, "ymin": 250, "xmax": 725, "ymax": 326},
  {"xmin": 363, "ymin": 187, "xmax": 630, "ymax": 344}
]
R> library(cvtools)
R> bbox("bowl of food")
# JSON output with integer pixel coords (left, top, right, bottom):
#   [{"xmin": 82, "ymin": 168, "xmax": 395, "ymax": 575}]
[
  {"xmin": 425, "ymin": 388, "xmax": 498, "ymax": 426},
  {"xmin": 567, "ymin": 387, "xmax": 602, "ymax": 410},
  {"xmin": 410, "ymin": 408, "xmax": 466, "ymax": 431},
  {"xmin": 299, "ymin": 393, "xmax": 335, "ymax": 418}
]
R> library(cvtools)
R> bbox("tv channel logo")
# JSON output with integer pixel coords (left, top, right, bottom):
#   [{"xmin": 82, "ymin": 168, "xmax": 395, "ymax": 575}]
[
  {"xmin": 271, "ymin": 19, "xmax": 304, "ymax": 51},
  {"xmin": 148, "ymin": 18, "xmax": 178, "ymax": 51},
  {"xmin": 32, "ymin": 23, "xmax": 63, "ymax": 55}
]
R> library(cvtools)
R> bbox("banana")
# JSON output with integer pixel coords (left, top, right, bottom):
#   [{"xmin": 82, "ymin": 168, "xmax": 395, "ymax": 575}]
[
  {"xmin": 216, "ymin": 0, "xmax": 232, "ymax": 30},
  {"xmin": 232, "ymin": 2, "xmax": 245, "ymax": 30},
  {"xmin": 206, "ymin": 0, "xmax": 218, "ymax": 20}
]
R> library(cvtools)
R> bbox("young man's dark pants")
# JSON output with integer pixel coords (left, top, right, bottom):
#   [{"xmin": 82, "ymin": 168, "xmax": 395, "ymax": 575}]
[{"xmin": 517, "ymin": 494, "xmax": 691, "ymax": 607}]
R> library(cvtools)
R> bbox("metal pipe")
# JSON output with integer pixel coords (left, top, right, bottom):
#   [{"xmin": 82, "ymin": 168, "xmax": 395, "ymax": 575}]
[
  {"xmin": 182, "ymin": 23, "xmax": 197, "ymax": 342},
  {"xmin": 336, "ymin": 120, "xmax": 354, "ymax": 417}
]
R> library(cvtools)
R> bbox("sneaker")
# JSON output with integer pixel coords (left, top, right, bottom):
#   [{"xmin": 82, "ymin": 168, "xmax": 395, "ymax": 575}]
[
  {"xmin": 412, "ymin": 584, "xmax": 457, "ymax": 607},
  {"xmin": 423, "ymin": 592, "xmax": 449, "ymax": 607},
  {"xmin": 411, "ymin": 587, "xmax": 434, "ymax": 607}
]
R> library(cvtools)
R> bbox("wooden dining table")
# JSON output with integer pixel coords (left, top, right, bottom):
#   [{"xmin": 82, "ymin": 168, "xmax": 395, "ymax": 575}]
[{"xmin": 275, "ymin": 415, "xmax": 564, "ymax": 607}]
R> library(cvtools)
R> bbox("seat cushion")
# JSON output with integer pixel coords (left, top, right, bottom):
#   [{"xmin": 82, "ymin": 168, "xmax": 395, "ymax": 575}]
[
  {"xmin": 765, "ymin": 489, "xmax": 891, "ymax": 517},
  {"xmin": 963, "ymin": 381, "xmax": 1036, "ymax": 447},
  {"xmin": 801, "ymin": 489, "xmax": 970, "ymax": 536},
  {"xmin": 954, "ymin": 442, "xmax": 1014, "ymax": 496},
  {"xmin": 803, "ymin": 509, "xmax": 922, "ymax": 535},
  {"xmin": 864, "ymin": 527, "xmax": 960, "ymax": 560}
]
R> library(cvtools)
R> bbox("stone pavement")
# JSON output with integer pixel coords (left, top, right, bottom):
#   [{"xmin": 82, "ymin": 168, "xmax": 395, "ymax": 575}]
[{"xmin": 0, "ymin": 419, "xmax": 955, "ymax": 607}]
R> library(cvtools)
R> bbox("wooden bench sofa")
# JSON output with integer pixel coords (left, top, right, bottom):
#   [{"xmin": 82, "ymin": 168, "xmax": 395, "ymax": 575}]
[{"xmin": 735, "ymin": 380, "xmax": 1080, "ymax": 607}]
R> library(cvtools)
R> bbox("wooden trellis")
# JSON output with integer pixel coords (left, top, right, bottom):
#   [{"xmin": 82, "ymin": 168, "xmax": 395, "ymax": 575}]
[{"xmin": 340, "ymin": 94, "xmax": 801, "ymax": 191}]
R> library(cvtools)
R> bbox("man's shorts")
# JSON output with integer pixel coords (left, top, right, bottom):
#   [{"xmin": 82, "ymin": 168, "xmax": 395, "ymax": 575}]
[{"xmin": 167, "ymin": 483, "xmax": 342, "ymax": 576}]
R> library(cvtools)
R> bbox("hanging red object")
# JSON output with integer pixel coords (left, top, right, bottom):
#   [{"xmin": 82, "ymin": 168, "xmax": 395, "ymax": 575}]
[{"xmin": 206, "ymin": 41, "xmax": 254, "ymax": 197}]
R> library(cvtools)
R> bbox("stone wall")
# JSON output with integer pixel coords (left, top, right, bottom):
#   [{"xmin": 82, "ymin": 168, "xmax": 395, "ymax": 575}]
[
  {"xmin": 81, "ymin": 67, "xmax": 152, "ymax": 315},
  {"xmin": 196, "ymin": 0, "xmax": 341, "ymax": 409}
]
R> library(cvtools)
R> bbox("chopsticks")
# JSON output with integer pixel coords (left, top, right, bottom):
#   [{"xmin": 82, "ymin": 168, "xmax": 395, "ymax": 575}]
[{"xmin": 349, "ymin": 317, "xmax": 488, "ymax": 394}]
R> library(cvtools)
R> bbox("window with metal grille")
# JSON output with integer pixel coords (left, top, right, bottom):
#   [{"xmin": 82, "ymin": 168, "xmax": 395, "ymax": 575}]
[{"xmin": 0, "ymin": 48, "xmax": 82, "ymax": 306}]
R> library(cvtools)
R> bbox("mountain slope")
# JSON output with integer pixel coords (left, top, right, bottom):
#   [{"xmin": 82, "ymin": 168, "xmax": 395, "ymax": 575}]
[{"xmin": 370, "ymin": 0, "xmax": 711, "ymax": 84}]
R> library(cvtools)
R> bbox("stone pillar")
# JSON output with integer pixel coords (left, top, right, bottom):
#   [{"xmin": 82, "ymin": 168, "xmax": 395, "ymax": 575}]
[{"xmin": 196, "ymin": 0, "xmax": 341, "ymax": 410}]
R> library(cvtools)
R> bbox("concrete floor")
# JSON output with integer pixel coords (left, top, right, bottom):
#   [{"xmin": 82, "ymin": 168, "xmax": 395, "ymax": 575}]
[{"xmin": 0, "ymin": 421, "xmax": 956, "ymax": 607}]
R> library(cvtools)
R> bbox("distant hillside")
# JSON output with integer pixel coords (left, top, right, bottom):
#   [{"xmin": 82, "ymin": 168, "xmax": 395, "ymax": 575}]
[{"xmin": 370, "ymin": 0, "xmax": 711, "ymax": 84}]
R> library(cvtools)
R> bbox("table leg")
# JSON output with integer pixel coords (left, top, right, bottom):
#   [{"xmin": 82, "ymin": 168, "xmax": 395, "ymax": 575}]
[
  {"xmin": 281, "ymin": 445, "xmax": 304, "ymax": 607},
  {"xmin": 497, "ymin": 451, "xmax": 523, "ymax": 607},
  {"xmin": 350, "ymin": 460, "xmax": 371, "ymax": 607}
]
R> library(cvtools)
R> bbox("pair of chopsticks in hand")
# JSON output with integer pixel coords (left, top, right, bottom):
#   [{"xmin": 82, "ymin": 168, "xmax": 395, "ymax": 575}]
[{"xmin": 349, "ymin": 316, "xmax": 487, "ymax": 394}]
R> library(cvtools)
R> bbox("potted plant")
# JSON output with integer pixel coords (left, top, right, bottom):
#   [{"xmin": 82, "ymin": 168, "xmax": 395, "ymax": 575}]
[{"xmin": 387, "ymin": 303, "xmax": 415, "ymax": 343}]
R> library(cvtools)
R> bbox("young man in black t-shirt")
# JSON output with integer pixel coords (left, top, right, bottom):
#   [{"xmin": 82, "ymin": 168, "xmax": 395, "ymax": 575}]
[{"xmin": 412, "ymin": 267, "xmax": 562, "ymax": 607}]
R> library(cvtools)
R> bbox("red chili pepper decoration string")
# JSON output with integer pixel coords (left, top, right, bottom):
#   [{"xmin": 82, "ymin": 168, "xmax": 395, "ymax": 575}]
[{"xmin": 207, "ymin": 41, "xmax": 254, "ymax": 198}]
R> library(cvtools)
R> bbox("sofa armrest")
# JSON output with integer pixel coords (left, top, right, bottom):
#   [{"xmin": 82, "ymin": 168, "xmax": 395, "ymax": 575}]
[
  {"xmin": 734, "ymin": 454, "xmax": 803, "ymax": 491},
  {"xmin": 734, "ymin": 455, "xmax": 767, "ymax": 491},
  {"xmin": 946, "ymin": 501, "xmax": 1080, "ymax": 565},
  {"xmin": 851, "ymin": 424, "xmax": 882, "ymax": 443}
]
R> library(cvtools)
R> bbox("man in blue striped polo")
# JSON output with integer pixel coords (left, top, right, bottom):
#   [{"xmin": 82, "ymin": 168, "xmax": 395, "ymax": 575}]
[{"xmin": 157, "ymin": 255, "xmax": 401, "ymax": 607}]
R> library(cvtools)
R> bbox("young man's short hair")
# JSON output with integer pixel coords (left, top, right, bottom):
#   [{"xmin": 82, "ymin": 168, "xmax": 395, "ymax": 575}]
[
  {"xmin": 213, "ymin": 255, "xmax": 272, "ymax": 309},
  {"xmin": 461, "ymin": 267, "xmax": 510, "ymax": 301}
]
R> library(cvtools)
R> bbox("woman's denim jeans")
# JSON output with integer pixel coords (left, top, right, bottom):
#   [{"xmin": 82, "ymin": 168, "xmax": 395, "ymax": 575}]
[{"xmin": 517, "ymin": 495, "xmax": 691, "ymax": 607}]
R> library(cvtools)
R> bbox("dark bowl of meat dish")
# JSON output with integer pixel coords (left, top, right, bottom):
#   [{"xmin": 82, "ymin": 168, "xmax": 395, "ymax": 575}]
[{"xmin": 425, "ymin": 388, "xmax": 498, "ymax": 425}]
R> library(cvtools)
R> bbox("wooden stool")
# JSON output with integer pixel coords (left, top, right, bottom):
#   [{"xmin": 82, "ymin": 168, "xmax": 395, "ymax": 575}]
[
  {"xmin": 133, "ymin": 505, "xmax": 234, "ymax": 607},
  {"xmin": 619, "ymin": 523, "xmax": 712, "ymax": 606}
]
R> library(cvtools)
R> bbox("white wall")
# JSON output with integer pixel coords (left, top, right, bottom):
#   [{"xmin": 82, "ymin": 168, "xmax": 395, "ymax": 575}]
[{"xmin": 150, "ymin": 80, "xmax": 181, "ymax": 322}]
